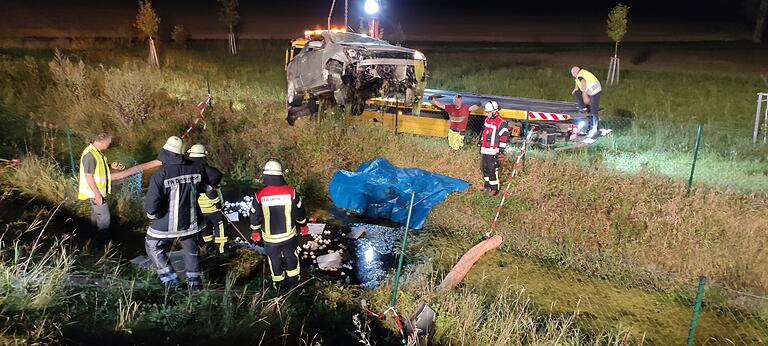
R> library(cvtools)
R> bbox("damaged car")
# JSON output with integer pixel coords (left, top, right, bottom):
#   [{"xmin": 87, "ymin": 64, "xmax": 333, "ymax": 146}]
[{"xmin": 285, "ymin": 29, "xmax": 427, "ymax": 124}]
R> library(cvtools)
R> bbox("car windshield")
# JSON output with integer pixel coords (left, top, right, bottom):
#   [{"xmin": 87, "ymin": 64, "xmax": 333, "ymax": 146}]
[{"xmin": 330, "ymin": 32, "xmax": 388, "ymax": 45}]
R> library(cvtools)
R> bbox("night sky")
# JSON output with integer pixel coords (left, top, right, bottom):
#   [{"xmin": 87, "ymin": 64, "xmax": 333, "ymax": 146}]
[{"xmin": 0, "ymin": 0, "xmax": 761, "ymax": 42}]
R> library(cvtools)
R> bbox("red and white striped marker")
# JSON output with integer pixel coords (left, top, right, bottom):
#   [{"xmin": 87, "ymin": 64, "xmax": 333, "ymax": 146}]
[{"xmin": 527, "ymin": 112, "xmax": 571, "ymax": 121}]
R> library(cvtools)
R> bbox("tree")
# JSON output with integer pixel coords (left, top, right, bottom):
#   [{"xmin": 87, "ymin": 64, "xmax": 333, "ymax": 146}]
[
  {"xmin": 171, "ymin": 24, "xmax": 189, "ymax": 49},
  {"xmin": 606, "ymin": 3, "xmax": 629, "ymax": 58},
  {"xmin": 218, "ymin": 0, "xmax": 240, "ymax": 55},
  {"xmin": 386, "ymin": 21, "xmax": 405, "ymax": 45},
  {"xmin": 357, "ymin": 18, "xmax": 366, "ymax": 34},
  {"xmin": 755, "ymin": 0, "xmax": 768, "ymax": 43},
  {"xmin": 135, "ymin": 0, "xmax": 160, "ymax": 67},
  {"xmin": 606, "ymin": 3, "xmax": 629, "ymax": 85}
]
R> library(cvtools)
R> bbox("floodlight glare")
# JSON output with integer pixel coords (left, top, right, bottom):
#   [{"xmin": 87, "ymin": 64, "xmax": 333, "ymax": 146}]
[{"xmin": 364, "ymin": 0, "xmax": 379, "ymax": 15}]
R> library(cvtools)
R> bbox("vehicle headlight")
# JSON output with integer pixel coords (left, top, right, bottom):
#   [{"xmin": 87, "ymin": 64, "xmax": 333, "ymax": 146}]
[
  {"xmin": 413, "ymin": 50, "xmax": 426, "ymax": 60},
  {"xmin": 346, "ymin": 48, "xmax": 367, "ymax": 59}
]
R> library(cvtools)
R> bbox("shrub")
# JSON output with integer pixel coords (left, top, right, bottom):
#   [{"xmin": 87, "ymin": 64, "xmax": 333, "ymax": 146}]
[
  {"xmin": 48, "ymin": 49, "xmax": 89, "ymax": 101},
  {"xmin": 170, "ymin": 24, "xmax": 189, "ymax": 49},
  {"xmin": 102, "ymin": 65, "xmax": 155, "ymax": 126}
]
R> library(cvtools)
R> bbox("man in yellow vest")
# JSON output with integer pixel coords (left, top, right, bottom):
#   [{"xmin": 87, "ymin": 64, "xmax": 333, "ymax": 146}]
[
  {"xmin": 78, "ymin": 132, "xmax": 160, "ymax": 244},
  {"xmin": 570, "ymin": 66, "xmax": 602, "ymax": 138}
]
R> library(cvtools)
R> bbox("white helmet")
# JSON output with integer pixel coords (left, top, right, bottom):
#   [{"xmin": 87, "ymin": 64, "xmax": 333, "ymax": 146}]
[
  {"xmin": 187, "ymin": 144, "xmax": 208, "ymax": 158},
  {"xmin": 484, "ymin": 100, "xmax": 500, "ymax": 113},
  {"xmin": 162, "ymin": 136, "xmax": 184, "ymax": 154},
  {"xmin": 263, "ymin": 159, "xmax": 283, "ymax": 176}
]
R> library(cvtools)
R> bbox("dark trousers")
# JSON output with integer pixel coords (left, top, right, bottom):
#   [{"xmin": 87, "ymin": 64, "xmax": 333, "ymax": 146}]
[
  {"xmin": 145, "ymin": 234, "xmax": 201, "ymax": 286},
  {"xmin": 265, "ymin": 237, "xmax": 300, "ymax": 286},
  {"xmin": 574, "ymin": 90, "xmax": 601, "ymax": 130},
  {"xmin": 200, "ymin": 212, "xmax": 229, "ymax": 254},
  {"xmin": 481, "ymin": 154, "xmax": 500, "ymax": 192}
]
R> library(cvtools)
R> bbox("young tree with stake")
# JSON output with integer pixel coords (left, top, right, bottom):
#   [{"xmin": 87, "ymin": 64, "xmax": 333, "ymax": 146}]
[
  {"xmin": 135, "ymin": 0, "xmax": 160, "ymax": 67},
  {"xmin": 218, "ymin": 0, "xmax": 240, "ymax": 55},
  {"xmin": 606, "ymin": 3, "xmax": 629, "ymax": 85}
]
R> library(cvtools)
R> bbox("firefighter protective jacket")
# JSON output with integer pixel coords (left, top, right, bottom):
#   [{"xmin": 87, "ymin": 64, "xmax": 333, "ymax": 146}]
[
  {"xmin": 188, "ymin": 157, "xmax": 223, "ymax": 214},
  {"xmin": 249, "ymin": 177, "xmax": 308, "ymax": 245},
  {"xmin": 145, "ymin": 149, "xmax": 210, "ymax": 239},
  {"xmin": 480, "ymin": 114, "xmax": 510, "ymax": 155}
]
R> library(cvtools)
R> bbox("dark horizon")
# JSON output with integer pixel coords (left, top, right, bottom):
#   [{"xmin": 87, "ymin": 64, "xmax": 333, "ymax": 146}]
[{"xmin": 0, "ymin": 0, "xmax": 763, "ymax": 43}]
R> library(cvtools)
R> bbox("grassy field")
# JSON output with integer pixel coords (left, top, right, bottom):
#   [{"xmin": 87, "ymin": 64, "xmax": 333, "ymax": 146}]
[{"xmin": 1, "ymin": 44, "xmax": 768, "ymax": 343}]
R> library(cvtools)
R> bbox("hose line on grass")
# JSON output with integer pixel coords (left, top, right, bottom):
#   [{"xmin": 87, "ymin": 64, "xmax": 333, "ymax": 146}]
[{"xmin": 390, "ymin": 191, "xmax": 415, "ymax": 309}]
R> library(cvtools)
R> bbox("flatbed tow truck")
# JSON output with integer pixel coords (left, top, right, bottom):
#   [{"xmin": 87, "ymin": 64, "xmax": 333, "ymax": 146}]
[
  {"xmin": 356, "ymin": 89, "xmax": 597, "ymax": 147},
  {"xmin": 286, "ymin": 30, "xmax": 601, "ymax": 148}
]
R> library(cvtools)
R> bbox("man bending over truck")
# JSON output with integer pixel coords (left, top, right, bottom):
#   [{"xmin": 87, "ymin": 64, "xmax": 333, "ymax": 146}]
[{"xmin": 570, "ymin": 66, "xmax": 602, "ymax": 138}]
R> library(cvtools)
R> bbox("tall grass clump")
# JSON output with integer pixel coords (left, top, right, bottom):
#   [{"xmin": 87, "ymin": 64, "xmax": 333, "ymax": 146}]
[
  {"xmin": 48, "ymin": 49, "xmax": 90, "ymax": 102},
  {"xmin": 102, "ymin": 64, "xmax": 158, "ymax": 126},
  {"xmin": 2, "ymin": 155, "xmax": 75, "ymax": 207},
  {"xmin": 0, "ymin": 217, "xmax": 74, "ymax": 343},
  {"xmin": 0, "ymin": 225, "xmax": 73, "ymax": 311}
]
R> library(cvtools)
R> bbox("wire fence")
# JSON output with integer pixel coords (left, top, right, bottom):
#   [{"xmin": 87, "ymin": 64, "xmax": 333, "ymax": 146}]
[
  {"xmin": 598, "ymin": 116, "xmax": 768, "ymax": 195},
  {"xmin": 458, "ymin": 114, "xmax": 768, "ymax": 195}
]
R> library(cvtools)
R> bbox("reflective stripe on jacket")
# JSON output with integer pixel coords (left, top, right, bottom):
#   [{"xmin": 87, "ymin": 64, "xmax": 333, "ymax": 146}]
[
  {"xmin": 198, "ymin": 191, "xmax": 221, "ymax": 214},
  {"xmin": 78, "ymin": 144, "xmax": 111, "ymax": 200},
  {"xmin": 575, "ymin": 69, "xmax": 602, "ymax": 96},
  {"xmin": 250, "ymin": 184, "xmax": 307, "ymax": 244},
  {"xmin": 480, "ymin": 114, "xmax": 509, "ymax": 155}
]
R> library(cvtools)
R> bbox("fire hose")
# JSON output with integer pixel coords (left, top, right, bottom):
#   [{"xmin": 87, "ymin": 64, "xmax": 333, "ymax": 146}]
[{"xmin": 485, "ymin": 126, "xmax": 536, "ymax": 239}]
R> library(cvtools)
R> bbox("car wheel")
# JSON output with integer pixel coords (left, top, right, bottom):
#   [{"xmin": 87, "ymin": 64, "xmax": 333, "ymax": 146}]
[
  {"xmin": 287, "ymin": 81, "xmax": 303, "ymax": 107},
  {"xmin": 327, "ymin": 61, "xmax": 349, "ymax": 106}
]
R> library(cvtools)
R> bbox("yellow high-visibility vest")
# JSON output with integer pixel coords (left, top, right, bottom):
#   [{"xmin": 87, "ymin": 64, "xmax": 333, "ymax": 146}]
[
  {"xmin": 574, "ymin": 69, "xmax": 602, "ymax": 96},
  {"xmin": 198, "ymin": 191, "xmax": 221, "ymax": 214},
  {"xmin": 78, "ymin": 144, "xmax": 111, "ymax": 200}
]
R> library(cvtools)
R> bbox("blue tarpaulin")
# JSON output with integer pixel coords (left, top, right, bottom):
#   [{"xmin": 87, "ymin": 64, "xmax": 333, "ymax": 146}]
[{"xmin": 328, "ymin": 157, "xmax": 469, "ymax": 229}]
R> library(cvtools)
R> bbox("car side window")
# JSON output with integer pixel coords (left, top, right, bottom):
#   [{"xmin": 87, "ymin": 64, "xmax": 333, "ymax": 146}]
[{"xmin": 302, "ymin": 38, "xmax": 325, "ymax": 53}]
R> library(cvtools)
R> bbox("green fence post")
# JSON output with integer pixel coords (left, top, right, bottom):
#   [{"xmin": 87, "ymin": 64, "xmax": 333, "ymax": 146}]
[
  {"xmin": 66, "ymin": 128, "xmax": 77, "ymax": 179},
  {"xmin": 687, "ymin": 276, "xmax": 707, "ymax": 346},
  {"xmin": 389, "ymin": 191, "xmax": 415, "ymax": 309},
  {"xmin": 687, "ymin": 124, "xmax": 703, "ymax": 195}
]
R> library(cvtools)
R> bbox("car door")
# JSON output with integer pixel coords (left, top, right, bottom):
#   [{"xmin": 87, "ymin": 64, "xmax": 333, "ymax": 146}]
[{"xmin": 297, "ymin": 38, "xmax": 328, "ymax": 91}]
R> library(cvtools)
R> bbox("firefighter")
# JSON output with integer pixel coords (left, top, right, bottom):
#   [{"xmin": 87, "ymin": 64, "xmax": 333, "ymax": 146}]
[
  {"xmin": 144, "ymin": 136, "xmax": 210, "ymax": 290},
  {"xmin": 570, "ymin": 66, "xmax": 602, "ymax": 138},
  {"xmin": 429, "ymin": 94, "xmax": 480, "ymax": 150},
  {"xmin": 186, "ymin": 144, "xmax": 228, "ymax": 255},
  {"xmin": 480, "ymin": 101, "xmax": 510, "ymax": 196},
  {"xmin": 249, "ymin": 159, "xmax": 309, "ymax": 295}
]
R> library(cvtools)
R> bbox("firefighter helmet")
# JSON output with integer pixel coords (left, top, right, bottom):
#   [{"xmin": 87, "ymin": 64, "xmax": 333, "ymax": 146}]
[
  {"xmin": 162, "ymin": 136, "xmax": 184, "ymax": 154},
  {"xmin": 187, "ymin": 144, "xmax": 208, "ymax": 158},
  {"xmin": 263, "ymin": 159, "xmax": 283, "ymax": 176},
  {"xmin": 484, "ymin": 100, "xmax": 500, "ymax": 113}
]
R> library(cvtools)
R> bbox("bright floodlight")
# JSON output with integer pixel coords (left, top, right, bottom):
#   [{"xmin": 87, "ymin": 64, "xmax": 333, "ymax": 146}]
[{"xmin": 364, "ymin": 0, "xmax": 379, "ymax": 15}]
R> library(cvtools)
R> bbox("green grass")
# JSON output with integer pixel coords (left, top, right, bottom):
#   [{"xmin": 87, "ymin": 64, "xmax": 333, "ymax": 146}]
[{"xmin": 1, "ymin": 44, "xmax": 768, "ymax": 343}]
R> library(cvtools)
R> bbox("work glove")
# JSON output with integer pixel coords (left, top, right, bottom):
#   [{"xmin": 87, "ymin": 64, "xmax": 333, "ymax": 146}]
[
  {"xmin": 299, "ymin": 225, "xmax": 310, "ymax": 236},
  {"xmin": 250, "ymin": 231, "xmax": 261, "ymax": 242}
]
